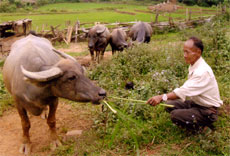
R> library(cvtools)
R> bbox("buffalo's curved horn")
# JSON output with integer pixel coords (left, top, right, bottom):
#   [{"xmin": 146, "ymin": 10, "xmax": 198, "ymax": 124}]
[
  {"xmin": 21, "ymin": 65, "xmax": 63, "ymax": 82},
  {"xmin": 96, "ymin": 27, "xmax": 106, "ymax": 34},
  {"xmin": 82, "ymin": 28, "xmax": 89, "ymax": 33},
  {"xmin": 121, "ymin": 41, "xmax": 128, "ymax": 47},
  {"xmin": 52, "ymin": 49, "xmax": 77, "ymax": 62}
]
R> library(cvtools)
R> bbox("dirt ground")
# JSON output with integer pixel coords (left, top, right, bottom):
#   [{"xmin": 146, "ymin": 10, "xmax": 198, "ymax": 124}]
[
  {"xmin": 0, "ymin": 102, "xmax": 98, "ymax": 156},
  {"xmin": 57, "ymin": 42, "xmax": 113, "ymax": 67}
]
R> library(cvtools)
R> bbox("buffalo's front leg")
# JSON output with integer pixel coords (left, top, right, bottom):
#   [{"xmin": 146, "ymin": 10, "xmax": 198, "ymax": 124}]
[
  {"xmin": 100, "ymin": 49, "xmax": 105, "ymax": 62},
  {"xmin": 90, "ymin": 49, "xmax": 94, "ymax": 61},
  {"xmin": 47, "ymin": 98, "xmax": 62, "ymax": 151},
  {"xmin": 16, "ymin": 100, "xmax": 32, "ymax": 155},
  {"xmin": 96, "ymin": 51, "xmax": 100, "ymax": 63},
  {"xmin": 112, "ymin": 48, "xmax": 115, "ymax": 55}
]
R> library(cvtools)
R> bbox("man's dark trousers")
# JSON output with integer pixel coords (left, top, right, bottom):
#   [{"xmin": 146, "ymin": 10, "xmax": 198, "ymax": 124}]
[{"xmin": 166, "ymin": 99, "xmax": 218, "ymax": 131}]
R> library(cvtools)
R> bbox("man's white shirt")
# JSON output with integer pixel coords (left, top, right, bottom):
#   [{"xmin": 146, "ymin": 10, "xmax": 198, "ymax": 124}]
[{"xmin": 174, "ymin": 57, "xmax": 223, "ymax": 107}]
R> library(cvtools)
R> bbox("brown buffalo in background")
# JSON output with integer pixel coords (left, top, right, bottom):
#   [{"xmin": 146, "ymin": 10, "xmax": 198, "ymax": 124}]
[
  {"xmin": 109, "ymin": 28, "xmax": 128, "ymax": 55},
  {"xmin": 129, "ymin": 22, "xmax": 153, "ymax": 44},
  {"xmin": 83, "ymin": 25, "xmax": 110, "ymax": 63}
]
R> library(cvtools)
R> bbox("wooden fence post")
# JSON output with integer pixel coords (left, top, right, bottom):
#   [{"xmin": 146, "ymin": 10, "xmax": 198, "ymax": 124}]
[
  {"xmin": 219, "ymin": 3, "xmax": 222, "ymax": 14},
  {"xmin": 169, "ymin": 15, "xmax": 174, "ymax": 26},
  {"xmin": 222, "ymin": 5, "xmax": 226, "ymax": 13},
  {"xmin": 41, "ymin": 24, "xmax": 45, "ymax": 36},
  {"xmin": 66, "ymin": 26, "xmax": 73, "ymax": 44},
  {"xmin": 75, "ymin": 20, "xmax": 80, "ymax": 43},
  {"xmin": 155, "ymin": 12, "xmax": 159, "ymax": 23},
  {"xmin": 186, "ymin": 8, "xmax": 189, "ymax": 21},
  {"xmin": 51, "ymin": 26, "xmax": 56, "ymax": 37},
  {"xmin": 189, "ymin": 9, "xmax": 192, "ymax": 21},
  {"xmin": 216, "ymin": 4, "xmax": 219, "ymax": 15},
  {"xmin": 65, "ymin": 20, "xmax": 71, "ymax": 27},
  {"xmin": 200, "ymin": 8, "xmax": 202, "ymax": 18}
]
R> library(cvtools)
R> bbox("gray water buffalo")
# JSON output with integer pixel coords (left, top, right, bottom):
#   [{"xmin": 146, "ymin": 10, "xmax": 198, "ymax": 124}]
[
  {"xmin": 109, "ymin": 28, "xmax": 128, "ymax": 55},
  {"xmin": 3, "ymin": 34, "xmax": 106, "ymax": 155},
  {"xmin": 129, "ymin": 22, "xmax": 153, "ymax": 43},
  {"xmin": 83, "ymin": 25, "xmax": 110, "ymax": 63}
]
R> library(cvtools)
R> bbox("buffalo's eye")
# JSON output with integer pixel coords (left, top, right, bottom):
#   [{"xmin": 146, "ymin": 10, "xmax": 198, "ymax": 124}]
[{"xmin": 68, "ymin": 76, "xmax": 76, "ymax": 81}]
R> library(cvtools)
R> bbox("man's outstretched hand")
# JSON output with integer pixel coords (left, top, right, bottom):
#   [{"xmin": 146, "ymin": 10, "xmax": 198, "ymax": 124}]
[{"xmin": 147, "ymin": 95, "xmax": 163, "ymax": 106}]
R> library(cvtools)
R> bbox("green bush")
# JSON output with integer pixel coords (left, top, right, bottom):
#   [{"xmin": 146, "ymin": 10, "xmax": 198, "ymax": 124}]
[
  {"xmin": 89, "ymin": 42, "xmax": 187, "ymax": 154},
  {"xmin": 13, "ymin": 0, "xmax": 24, "ymax": 7},
  {"xmin": 178, "ymin": 0, "xmax": 224, "ymax": 6},
  {"xmin": 89, "ymin": 13, "xmax": 230, "ymax": 155},
  {"xmin": 37, "ymin": 0, "xmax": 50, "ymax": 6},
  {"xmin": 0, "ymin": 1, "xmax": 17, "ymax": 12}
]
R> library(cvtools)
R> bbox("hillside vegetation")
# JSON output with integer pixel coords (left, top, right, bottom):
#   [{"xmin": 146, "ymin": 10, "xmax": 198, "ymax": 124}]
[
  {"xmin": 0, "ymin": 2, "xmax": 229, "ymax": 156},
  {"xmin": 0, "ymin": 2, "xmax": 218, "ymax": 31},
  {"xmin": 83, "ymin": 13, "xmax": 230, "ymax": 156}
]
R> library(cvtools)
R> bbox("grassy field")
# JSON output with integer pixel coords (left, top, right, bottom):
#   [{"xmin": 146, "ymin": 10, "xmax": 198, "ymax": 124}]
[
  {"xmin": 0, "ymin": 2, "xmax": 229, "ymax": 156},
  {"xmin": 0, "ymin": 2, "xmax": 217, "ymax": 31}
]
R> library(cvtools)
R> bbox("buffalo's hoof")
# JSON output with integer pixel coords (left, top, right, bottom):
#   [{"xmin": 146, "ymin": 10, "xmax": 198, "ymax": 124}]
[
  {"xmin": 51, "ymin": 139, "xmax": 62, "ymax": 151},
  {"xmin": 19, "ymin": 143, "xmax": 32, "ymax": 155}
]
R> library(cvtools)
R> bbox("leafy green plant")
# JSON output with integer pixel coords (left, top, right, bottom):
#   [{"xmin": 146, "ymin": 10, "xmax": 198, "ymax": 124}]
[{"xmin": 88, "ymin": 13, "xmax": 230, "ymax": 155}]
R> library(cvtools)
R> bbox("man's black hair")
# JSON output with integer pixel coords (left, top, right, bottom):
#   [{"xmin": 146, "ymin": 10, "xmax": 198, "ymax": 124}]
[{"xmin": 189, "ymin": 36, "xmax": 204, "ymax": 54}]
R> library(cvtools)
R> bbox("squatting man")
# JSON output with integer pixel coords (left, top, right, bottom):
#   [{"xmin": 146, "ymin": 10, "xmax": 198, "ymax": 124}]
[{"xmin": 147, "ymin": 37, "xmax": 223, "ymax": 132}]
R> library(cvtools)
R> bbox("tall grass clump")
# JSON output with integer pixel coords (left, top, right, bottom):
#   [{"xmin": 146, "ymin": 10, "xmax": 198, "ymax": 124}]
[
  {"xmin": 90, "ymin": 43, "xmax": 187, "ymax": 98},
  {"xmin": 89, "ymin": 43, "xmax": 188, "ymax": 155}
]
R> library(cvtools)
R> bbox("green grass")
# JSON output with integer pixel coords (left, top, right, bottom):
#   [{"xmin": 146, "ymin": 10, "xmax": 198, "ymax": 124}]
[
  {"xmin": 0, "ymin": 2, "xmax": 217, "ymax": 31},
  {"xmin": 78, "ymin": 14, "xmax": 230, "ymax": 155},
  {"xmin": 0, "ymin": 2, "xmax": 229, "ymax": 156}
]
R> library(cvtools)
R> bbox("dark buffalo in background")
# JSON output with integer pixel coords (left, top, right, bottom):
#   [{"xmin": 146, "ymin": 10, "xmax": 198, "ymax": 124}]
[
  {"xmin": 3, "ymin": 34, "xmax": 106, "ymax": 155},
  {"xmin": 109, "ymin": 28, "xmax": 128, "ymax": 55},
  {"xmin": 129, "ymin": 22, "xmax": 153, "ymax": 43},
  {"xmin": 83, "ymin": 24, "xmax": 110, "ymax": 63}
]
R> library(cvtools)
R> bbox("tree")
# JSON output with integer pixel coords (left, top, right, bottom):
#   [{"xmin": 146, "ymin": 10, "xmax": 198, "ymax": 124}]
[{"xmin": 178, "ymin": 0, "xmax": 224, "ymax": 6}]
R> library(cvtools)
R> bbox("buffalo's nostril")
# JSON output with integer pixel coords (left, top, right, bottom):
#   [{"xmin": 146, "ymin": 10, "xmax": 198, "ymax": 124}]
[{"xmin": 99, "ymin": 89, "xmax": 106, "ymax": 97}]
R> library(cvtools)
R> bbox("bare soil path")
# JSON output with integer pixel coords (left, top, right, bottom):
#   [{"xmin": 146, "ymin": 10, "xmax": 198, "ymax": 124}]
[
  {"xmin": 58, "ymin": 42, "xmax": 113, "ymax": 66},
  {"xmin": 0, "ymin": 102, "xmax": 98, "ymax": 156}
]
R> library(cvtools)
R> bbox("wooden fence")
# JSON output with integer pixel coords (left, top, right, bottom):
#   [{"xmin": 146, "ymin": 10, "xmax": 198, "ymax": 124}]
[
  {"xmin": 38, "ymin": 15, "xmax": 215, "ymax": 45},
  {"xmin": 0, "ymin": 4, "xmax": 228, "ymax": 54},
  {"xmin": 37, "ymin": 4, "xmax": 229, "ymax": 44}
]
